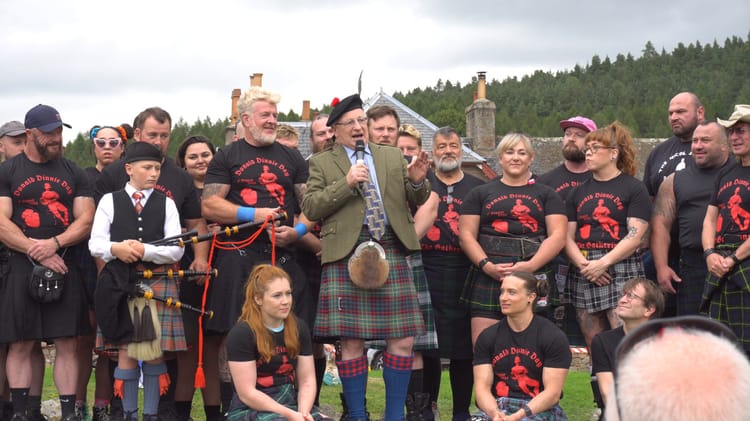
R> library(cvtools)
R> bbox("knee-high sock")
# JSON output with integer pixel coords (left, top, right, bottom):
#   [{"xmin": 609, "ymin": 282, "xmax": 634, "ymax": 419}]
[
  {"xmin": 450, "ymin": 359, "xmax": 474, "ymax": 416},
  {"xmin": 383, "ymin": 352, "xmax": 414, "ymax": 421},
  {"xmin": 142, "ymin": 362, "xmax": 168, "ymax": 416},
  {"xmin": 114, "ymin": 368, "xmax": 140, "ymax": 415},
  {"xmin": 407, "ymin": 368, "xmax": 424, "ymax": 395},
  {"xmin": 422, "ymin": 355, "xmax": 442, "ymax": 403},
  {"xmin": 314, "ymin": 357, "xmax": 326, "ymax": 407},
  {"xmin": 336, "ymin": 356, "xmax": 368, "ymax": 420}
]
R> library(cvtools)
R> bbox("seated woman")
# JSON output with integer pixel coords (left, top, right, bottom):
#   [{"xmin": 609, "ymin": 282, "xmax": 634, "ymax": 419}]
[
  {"xmin": 473, "ymin": 272, "xmax": 571, "ymax": 421},
  {"xmin": 226, "ymin": 264, "xmax": 329, "ymax": 421}
]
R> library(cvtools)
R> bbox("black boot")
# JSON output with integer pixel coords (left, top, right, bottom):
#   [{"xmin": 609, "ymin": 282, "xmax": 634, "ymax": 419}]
[
  {"xmin": 338, "ymin": 393, "xmax": 349, "ymax": 421},
  {"xmin": 405, "ymin": 393, "xmax": 430, "ymax": 421},
  {"xmin": 108, "ymin": 399, "xmax": 123, "ymax": 421}
]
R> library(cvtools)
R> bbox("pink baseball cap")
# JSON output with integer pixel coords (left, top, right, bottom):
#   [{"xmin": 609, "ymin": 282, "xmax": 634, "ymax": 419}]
[{"xmin": 560, "ymin": 116, "xmax": 597, "ymax": 133}]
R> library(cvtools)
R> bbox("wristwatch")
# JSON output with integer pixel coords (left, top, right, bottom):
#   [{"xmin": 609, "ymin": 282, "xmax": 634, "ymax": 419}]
[
  {"xmin": 522, "ymin": 404, "xmax": 533, "ymax": 417},
  {"xmin": 478, "ymin": 257, "xmax": 491, "ymax": 270},
  {"xmin": 730, "ymin": 253, "xmax": 741, "ymax": 265},
  {"xmin": 703, "ymin": 248, "xmax": 716, "ymax": 259}
]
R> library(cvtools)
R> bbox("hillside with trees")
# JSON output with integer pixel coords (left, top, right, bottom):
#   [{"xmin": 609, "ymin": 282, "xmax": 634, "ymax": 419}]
[{"xmin": 62, "ymin": 33, "xmax": 749, "ymax": 168}]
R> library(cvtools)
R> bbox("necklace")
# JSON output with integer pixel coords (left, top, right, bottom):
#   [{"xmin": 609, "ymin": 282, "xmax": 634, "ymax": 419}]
[{"xmin": 594, "ymin": 170, "xmax": 621, "ymax": 182}]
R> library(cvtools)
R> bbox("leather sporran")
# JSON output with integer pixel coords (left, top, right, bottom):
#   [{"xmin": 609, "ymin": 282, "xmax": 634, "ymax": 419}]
[
  {"xmin": 28, "ymin": 263, "xmax": 65, "ymax": 303},
  {"xmin": 348, "ymin": 240, "xmax": 389, "ymax": 290}
]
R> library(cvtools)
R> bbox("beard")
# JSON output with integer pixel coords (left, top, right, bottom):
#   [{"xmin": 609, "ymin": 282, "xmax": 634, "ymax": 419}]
[
  {"xmin": 33, "ymin": 133, "xmax": 62, "ymax": 160},
  {"xmin": 436, "ymin": 155, "xmax": 461, "ymax": 173},
  {"xmin": 562, "ymin": 144, "xmax": 585, "ymax": 163},
  {"xmin": 248, "ymin": 124, "xmax": 276, "ymax": 146}
]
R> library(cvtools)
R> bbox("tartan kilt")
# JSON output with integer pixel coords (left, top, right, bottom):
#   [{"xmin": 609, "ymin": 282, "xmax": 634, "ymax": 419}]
[
  {"xmin": 702, "ymin": 246, "xmax": 750, "ymax": 355},
  {"xmin": 460, "ymin": 255, "xmax": 553, "ymax": 319},
  {"xmin": 96, "ymin": 276, "xmax": 186, "ymax": 353},
  {"xmin": 368, "ymin": 252, "xmax": 437, "ymax": 352},
  {"xmin": 227, "ymin": 383, "xmax": 330, "ymax": 421},
  {"xmin": 565, "ymin": 249, "xmax": 644, "ymax": 313},
  {"xmin": 313, "ymin": 228, "xmax": 425, "ymax": 341},
  {"xmin": 472, "ymin": 397, "xmax": 568, "ymax": 421}
]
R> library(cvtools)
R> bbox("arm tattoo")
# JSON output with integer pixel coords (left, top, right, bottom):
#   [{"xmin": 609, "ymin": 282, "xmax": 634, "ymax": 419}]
[
  {"xmin": 653, "ymin": 179, "xmax": 676, "ymax": 221},
  {"xmin": 624, "ymin": 217, "xmax": 646, "ymax": 241},
  {"xmin": 294, "ymin": 183, "xmax": 307, "ymax": 207},
  {"xmin": 202, "ymin": 183, "xmax": 229, "ymax": 199}
]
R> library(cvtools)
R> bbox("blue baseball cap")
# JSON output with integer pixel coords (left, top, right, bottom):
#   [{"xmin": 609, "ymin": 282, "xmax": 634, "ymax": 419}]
[{"xmin": 24, "ymin": 104, "xmax": 71, "ymax": 133}]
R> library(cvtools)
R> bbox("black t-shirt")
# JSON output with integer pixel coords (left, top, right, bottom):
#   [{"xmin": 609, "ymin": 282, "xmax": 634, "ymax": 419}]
[
  {"xmin": 96, "ymin": 156, "xmax": 201, "ymax": 222},
  {"xmin": 205, "ymin": 141, "xmax": 308, "ymax": 228},
  {"xmin": 226, "ymin": 318, "xmax": 312, "ymax": 388},
  {"xmin": 536, "ymin": 164, "xmax": 592, "ymax": 203},
  {"xmin": 566, "ymin": 174, "xmax": 651, "ymax": 249},
  {"xmin": 463, "ymin": 180, "xmax": 565, "ymax": 238},
  {"xmin": 643, "ymin": 136, "xmax": 692, "ymax": 197},
  {"xmin": 421, "ymin": 172, "xmax": 485, "ymax": 254},
  {"xmin": 473, "ymin": 316, "xmax": 571, "ymax": 400},
  {"xmin": 673, "ymin": 159, "xmax": 736, "ymax": 250},
  {"xmin": 591, "ymin": 325, "xmax": 625, "ymax": 376},
  {"xmin": 709, "ymin": 164, "xmax": 750, "ymax": 246},
  {"xmin": 0, "ymin": 153, "xmax": 93, "ymax": 238}
]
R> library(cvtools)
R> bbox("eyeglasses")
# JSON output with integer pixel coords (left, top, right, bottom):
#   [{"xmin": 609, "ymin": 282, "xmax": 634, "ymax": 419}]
[
  {"xmin": 583, "ymin": 145, "xmax": 616, "ymax": 154},
  {"xmin": 94, "ymin": 138, "xmax": 122, "ymax": 148},
  {"xmin": 446, "ymin": 185, "xmax": 454, "ymax": 205},
  {"xmin": 620, "ymin": 291, "xmax": 643, "ymax": 301},
  {"xmin": 613, "ymin": 316, "xmax": 740, "ymax": 419},
  {"xmin": 335, "ymin": 117, "xmax": 368, "ymax": 128},
  {"xmin": 728, "ymin": 126, "xmax": 748, "ymax": 136}
]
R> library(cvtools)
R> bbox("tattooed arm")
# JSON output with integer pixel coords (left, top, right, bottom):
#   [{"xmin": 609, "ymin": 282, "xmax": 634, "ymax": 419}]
[
  {"xmin": 580, "ymin": 216, "xmax": 649, "ymax": 282},
  {"xmin": 201, "ymin": 183, "xmax": 281, "ymax": 225},
  {"xmin": 650, "ymin": 175, "xmax": 680, "ymax": 293}
]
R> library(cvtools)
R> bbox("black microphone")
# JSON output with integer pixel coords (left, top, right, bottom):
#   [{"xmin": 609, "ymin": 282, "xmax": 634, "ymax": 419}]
[{"xmin": 355, "ymin": 140, "xmax": 365, "ymax": 191}]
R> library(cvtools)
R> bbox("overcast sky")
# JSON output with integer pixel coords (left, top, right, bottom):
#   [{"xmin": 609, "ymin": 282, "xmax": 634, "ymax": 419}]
[{"xmin": 1, "ymin": 0, "xmax": 748, "ymax": 142}]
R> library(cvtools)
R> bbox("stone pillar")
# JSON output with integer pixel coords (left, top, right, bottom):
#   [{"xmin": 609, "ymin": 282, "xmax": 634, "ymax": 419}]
[{"xmin": 466, "ymin": 72, "xmax": 496, "ymax": 158}]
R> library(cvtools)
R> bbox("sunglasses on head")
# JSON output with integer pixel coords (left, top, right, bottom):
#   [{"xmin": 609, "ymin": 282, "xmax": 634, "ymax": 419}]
[{"xmin": 94, "ymin": 137, "xmax": 122, "ymax": 148}]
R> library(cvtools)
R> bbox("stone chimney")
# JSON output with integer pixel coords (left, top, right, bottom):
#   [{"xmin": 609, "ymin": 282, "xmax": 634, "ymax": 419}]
[
  {"xmin": 466, "ymin": 71, "xmax": 496, "ymax": 158},
  {"xmin": 250, "ymin": 73, "xmax": 263, "ymax": 87},
  {"xmin": 302, "ymin": 100, "xmax": 311, "ymax": 121},
  {"xmin": 230, "ymin": 89, "xmax": 241, "ymax": 125}
]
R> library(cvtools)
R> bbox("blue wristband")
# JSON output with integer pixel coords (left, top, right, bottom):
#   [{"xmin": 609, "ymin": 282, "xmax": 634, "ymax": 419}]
[
  {"xmin": 236, "ymin": 207, "xmax": 256, "ymax": 222},
  {"xmin": 294, "ymin": 222, "xmax": 308, "ymax": 238}
]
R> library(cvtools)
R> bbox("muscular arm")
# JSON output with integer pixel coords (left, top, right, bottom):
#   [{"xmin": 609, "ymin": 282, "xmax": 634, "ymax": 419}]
[
  {"xmin": 651, "ymin": 176, "xmax": 680, "ymax": 292},
  {"xmin": 184, "ymin": 217, "xmax": 210, "ymax": 273},
  {"xmin": 27, "ymin": 196, "xmax": 95, "ymax": 262},
  {"xmin": 459, "ymin": 214, "xmax": 504, "ymax": 281},
  {"xmin": 524, "ymin": 367, "xmax": 568, "ymax": 416},
  {"xmin": 413, "ymin": 191, "xmax": 438, "ymax": 240},
  {"xmin": 201, "ymin": 183, "xmax": 280, "ymax": 225},
  {"xmin": 564, "ymin": 221, "xmax": 587, "ymax": 269},
  {"xmin": 0, "ymin": 196, "xmax": 36, "ymax": 253},
  {"xmin": 473, "ymin": 363, "xmax": 502, "ymax": 419},
  {"xmin": 596, "ymin": 371, "xmax": 614, "ymax": 406}
]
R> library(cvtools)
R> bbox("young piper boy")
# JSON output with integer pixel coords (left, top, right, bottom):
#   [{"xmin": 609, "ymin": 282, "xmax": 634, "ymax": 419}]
[{"xmin": 89, "ymin": 142, "xmax": 185, "ymax": 421}]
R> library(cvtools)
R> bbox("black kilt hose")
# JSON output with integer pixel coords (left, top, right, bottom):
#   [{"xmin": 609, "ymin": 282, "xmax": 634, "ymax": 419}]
[
  {"xmin": 314, "ymin": 227, "xmax": 425, "ymax": 341},
  {"xmin": 423, "ymin": 252, "xmax": 473, "ymax": 359},
  {"xmin": 204, "ymin": 243, "xmax": 314, "ymax": 335},
  {"xmin": 0, "ymin": 250, "xmax": 90, "ymax": 343}
]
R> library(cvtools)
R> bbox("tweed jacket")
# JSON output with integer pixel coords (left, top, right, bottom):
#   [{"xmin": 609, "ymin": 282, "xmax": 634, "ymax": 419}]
[{"xmin": 302, "ymin": 142, "xmax": 431, "ymax": 264}]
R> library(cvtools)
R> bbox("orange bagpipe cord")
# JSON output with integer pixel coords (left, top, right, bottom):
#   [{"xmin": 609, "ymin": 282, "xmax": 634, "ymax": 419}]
[{"xmin": 194, "ymin": 214, "xmax": 278, "ymax": 388}]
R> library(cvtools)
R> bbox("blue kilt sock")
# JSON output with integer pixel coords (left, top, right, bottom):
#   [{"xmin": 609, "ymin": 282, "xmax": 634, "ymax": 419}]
[
  {"xmin": 114, "ymin": 367, "xmax": 140, "ymax": 415},
  {"xmin": 383, "ymin": 352, "xmax": 414, "ymax": 421},
  {"xmin": 336, "ymin": 356, "xmax": 368, "ymax": 420},
  {"xmin": 142, "ymin": 362, "xmax": 168, "ymax": 416}
]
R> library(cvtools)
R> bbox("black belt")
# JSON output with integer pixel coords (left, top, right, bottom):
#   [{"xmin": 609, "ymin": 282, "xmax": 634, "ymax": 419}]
[{"xmin": 479, "ymin": 234, "xmax": 542, "ymax": 260}]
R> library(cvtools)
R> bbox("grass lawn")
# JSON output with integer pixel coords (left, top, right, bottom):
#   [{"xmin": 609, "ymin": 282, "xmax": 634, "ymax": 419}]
[{"xmin": 45, "ymin": 365, "xmax": 597, "ymax": 420}]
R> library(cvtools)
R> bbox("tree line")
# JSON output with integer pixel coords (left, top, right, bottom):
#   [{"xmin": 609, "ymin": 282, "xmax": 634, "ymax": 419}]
[{"xmin": 62, "ymin": 32, "xmax": 749, "ymax": 168}]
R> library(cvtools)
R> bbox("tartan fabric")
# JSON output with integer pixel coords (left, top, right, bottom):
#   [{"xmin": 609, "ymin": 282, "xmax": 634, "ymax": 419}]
[
  {"xmin": 368, "ymin": 252, "xmax": 438, "ymax": 351},
  {"xmin": 423, "ymin": 252, "xmax": 473, "ymax": 359},
  {"xmin": 460, "ymin": 257, "xmax": 553, "ymax": 318},
  {"xmin": 363, "ymin": 176, "xmax": 386, "ymax": 240},
  {"xmin": 471, "ymin": 397, "xmax": 568, "ymax": 421},
  {"xmin": 227, "ymin": 383, "xmax": 329, "ymax": 421},
  {"xmin": 96, "ymin": 275, "xmax": 186, "ymax": 352},
  {"xmin": 382, "ymin": 352, "xmax": 414, "ymax": 372},
  {"xmin": 703, "ymin": 245, "xmax": 750, "ymax": 355},
  {"xmin": 336, "ymin": 355, "xmax": 368, "ymax": 378},
  {"xmin": 565, "ymin": 249, "xmax": 644, "ymax": 313},
  {"xmin": 313, "ymin": 227, "xmax": 425, "ymax": 341}
]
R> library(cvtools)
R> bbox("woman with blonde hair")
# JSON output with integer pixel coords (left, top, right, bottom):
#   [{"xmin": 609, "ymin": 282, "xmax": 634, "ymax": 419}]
[
  {"xmin": 226, "ymin": 264, "xmax": 328, "ymax": 421},
  {"xmin": 460, "ymin": 132, "xmax": 567, "ymax": 345},
  {"xmin": 564, "ymin": 121, "xmax": 651, "ymax": 352}
]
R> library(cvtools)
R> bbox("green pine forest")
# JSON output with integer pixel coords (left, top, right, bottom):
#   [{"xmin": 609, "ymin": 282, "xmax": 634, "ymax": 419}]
[{"xmin": 63, "ymin": 33, "xmax": 750, "ymax": 169}]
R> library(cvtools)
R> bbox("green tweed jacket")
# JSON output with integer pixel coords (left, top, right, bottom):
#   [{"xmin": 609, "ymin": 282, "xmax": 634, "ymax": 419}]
[{"xmin": 302, "ymin": 142, "xmax": 431, "ymax": 264}]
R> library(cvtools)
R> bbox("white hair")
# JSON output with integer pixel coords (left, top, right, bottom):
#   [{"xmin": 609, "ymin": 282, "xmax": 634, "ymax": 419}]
[{"xmin": 611, "ymin": 328, "xmax": 750, "ymax": 421}]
